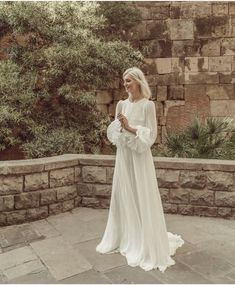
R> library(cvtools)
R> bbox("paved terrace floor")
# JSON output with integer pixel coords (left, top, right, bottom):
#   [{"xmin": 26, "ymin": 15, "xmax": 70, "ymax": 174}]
[{"xmin": 0, "ymin": 208, "xmax": 235, "ymax": 284}]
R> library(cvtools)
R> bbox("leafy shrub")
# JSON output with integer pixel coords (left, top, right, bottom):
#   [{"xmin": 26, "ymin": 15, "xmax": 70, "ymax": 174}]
[
  {"xmin": 0, "ymin": 2, "xmax": 143, "ymax": 158},
  {"xmin": 152, "ymin": 117, "xmax": 235, "ymax": 160}
]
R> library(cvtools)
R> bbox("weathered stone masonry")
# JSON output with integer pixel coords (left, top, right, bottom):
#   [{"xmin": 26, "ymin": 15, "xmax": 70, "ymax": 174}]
[
  {"xmin": 0, "ymin": 154, "xmax": 234, "ymax": 226},
  {"xmin": 96, "ymin": 2, "xmax": 235, "ymax": 144}
]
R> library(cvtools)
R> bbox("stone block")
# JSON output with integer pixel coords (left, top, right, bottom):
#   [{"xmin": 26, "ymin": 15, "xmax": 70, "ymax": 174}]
[
  {"xmin": 233, "ymin": 56, "xmax": 235, "ymax": 71},
  {"xmin": 172, "ymin": 57, "xmax": 184, "ymax": 73},
  {"xmin": 166, "ymin": 85, "xmax": 210, "ymax": 133},
  {"xmin": 82, "ymin": 166, "xmax": 106, "ymax": 183},
  {"xmin": 81, "ymin": 197, "xmax": 100, "ymax": 208},
  {"xmin": 201, "ymin": 39, "xmax": 221, "ymax": 56},
  {"xmin": 63, "ymin": 199, "xmax": 74, "ymax": 212},
  {"xmin": 159, "ymin": 188, "xmax": 169, "ymax": 203},
  {"xmin": 185, "ymin": 57, "xmax": 209, "ymax": 72},
  {"xmin": 215, "ymin": 191, "xmax": 235, "ymax": 207},
  {"xmin": 190, "ymin": 190, "xmax": 214, "ymax": 206},
  {"xmin": 15, "ymin": 192, "xmax": 40, "ymax": 209},
  {"xmin": 221, "ymin": 38, "xmax": 235, "ymax": 55},
  {"xmin": 172, "ymin": 40, "xmax": 201, "ymax": 57},
  {"xmin": 93, "ymin": 184, "xmax": 112, "ymax": 198},
  {"xmin": 179, "ymin": 171, "xmax": 207, "ymax": 189},
  {"xmin": 0, "ymin": 213, "xmax": 7, "ymax": 226},
  {"xmin": 96, "ymin": 90, "xmax": 113, "ymax": 105},
  {"xmin": 195, "ymin": 16, "xmax": 229, "ymax": 38},
  {"xmin": 113, "ymin": 89, "xmax": 126, "ymax": 101},
  {"xmin": 206, "ymin": 84, "xmax": 234, "ymax": 100},
  {"xmin": 193, "ymin": 206, "xmax": 218, "ymax": 217},
  {"xmin": 169, "ymin": 3, "xmax": 181, "ymax": 19},
  {"xmin": 24, "ymin": 172, "xmax": 49, "ymax": 191},
  {"xmin": 56, "ymin": 185, "xmax": 77, "ymax": 201},
  {"xmin": 0, "ymin": 175, "xmax": 23, "ymax": 195},
  {"xmin": 50, "ymin": 168, "xmax": 74, "ymax": 188},
  {"xmin": 231, "ymin": 16, "xmax": 235, "ymax": 37},
  {"xmin": 139, "ymin": 6, "xmax": 152, "ymax": 20},
  {"xmin": 207, "ymin": 171, "xmax": 234, "ymax": 191},
  {"xmin": 209, "ymin": 56, "xmax": 232, "ymax": 72},
  {"xmin": 168, "ymin": 86, "xmax": 184, "ymax": 100},
  {"xmin": 156, "ymin": 169, "xmax": 180, "ymax": 188},
  {"xmin": 212, "ymin": 3, "xmax": 228, "ymax": 16},
  {"xmin": 181, "ymin": 3, "xmax": 212, "ymax": 18},
  {"xmin": 106, "ymin": 167, "xmax": 114, "ymax": 184},
  {"xmin": 74, "ymin": 166, "xmax": 81, "ymax": 183},
  {"xmin": 6, "ymin": 210, "xmax": 27, "ymax": 225},
  {"xmin": 156, "ymin": 86, "xmax": 167, "ymax": 101},
  {"xmin": 210, "ymin": 100, "xmax": 235, "ymax": 116},
  {"xmin": 168, "ymin": 19, "xmax": 194, "ymax": 40},
  {"xmin": 142, "ymin": 58, "xmax": 157, "ymax": 75},
  {"xmin": 97, "ymin": 198, "xmax": 110, "ymax": 209},
  {"xmin": 43, "ymin": 154, "xmax": 79, "ymax": 171},
  {"xmin": 158, "ymin": 116, "xmax": 167, "ymax": 126},
  {"xmin": 0, "ymin": 196, "xmax": 14, "ymax": 211},
  {"xmin": 154, "ymin": 101, "xmax": 164, "ymax": 117},
  {"xmin": 229, "ymin": 3, "xmax": 235, "ymax": 15},
  {"xmin": 40, "ymin": 189, "xmax": 57, "ymax": 205},
  {"xmin": 169, "ymin": 188, "xmax": 189, "ymax": 204},
  {"xmin": 162, "ymin": 203, "xmax": 178, "ymax": 214},
  {"xmin": 183, "ymin": 72, "xmax": 219, "ymax": 84},
  {"xmin": 146, "ymin": 20, "xmax": 168, "ymax": 40},
  {"xmin": 219, "ymin": 72, "xmax": 235, "ymax": 83},
  {"xmin": 140, "ymin": 39, "xmax": 172, "ymax": 58},
  {"xmin": 178, "ymin": 204, "xmax": 194, "ymax": 215},
  {"xmin": 27, "ymin": 206, "xmax": 48, "ymax": 221},
  {"xmin": 128, "ymin": 22, "xmax": 148, "ymax": 41},
  {"xmin": 77, "ymin": 183, "xmax": 93, "ymax": 197},
  {"xmin": 96, "ymin": 104, "xmax": 107, "ymax": 113},
  {"xmin": 151, "ymin": 4, "xmax": 169, "ymax": 20},
  {"xmin": 74, "ymin": 196, "xmax": 82, "ymax": 207},
  {"xmin": 217, "ymin": 207, "xmax": 232, "ymax": 218},
  {"xmin": 155, "ymin": 73, "xmax": 179, "ymax": 85},
  {"xmin": 49, "ymin": 203, "xmax": 63, "ymax": 215},
  {"xmin": 156, "ymin": 58, "xmax": 172, "ymax": 74}
]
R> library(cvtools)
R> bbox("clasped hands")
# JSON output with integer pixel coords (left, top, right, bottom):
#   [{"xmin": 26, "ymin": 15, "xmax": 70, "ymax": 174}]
[{"xmin": 117, "ymin": 113, "xmax": 130, "ymax": 132}]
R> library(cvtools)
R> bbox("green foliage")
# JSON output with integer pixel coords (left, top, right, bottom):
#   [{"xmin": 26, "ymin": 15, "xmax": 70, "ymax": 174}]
[
  {"xmin": 0, "ymin": 2, "xmax": 143, "ymax": 158},
  {"xmin": 22, "ymin": 128, "xmax": 84, "ymax": 158},
  {"xmin": 152, "ymin": 117, "xmax": 235, "ymax": 160}
]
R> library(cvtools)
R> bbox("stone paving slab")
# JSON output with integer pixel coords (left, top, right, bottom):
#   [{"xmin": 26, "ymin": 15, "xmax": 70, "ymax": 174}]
[
  {"xmin": 31, "ymin": 219, "xmax": 60, "ymax": 239},
  {"xmin": 8, "ymin": 270, "xmax": 56, "ymax": 284},
  {"xmin": 0, "ymin": 210, "xmax": 235, "ymax": 284},
  {"xmin": 30, "ymin": 236, "xmax": 92, "ymax": 280},
  {"xmin": 74, "ymin": 238, "xmax": 127, "ymax": 272},
  {"xmin": 47, "ymin": 211, "xmax": 106, "ymax": 245},
  {"xmin": 59, "ymin": 269, "xmax": 111, "ymax": 284},
  {"xmin": 176, "ymin": 250, "xmax": 235, "ymax": 280},
  {"xmin": 4, "ymin": 259, "xmax": 45, "ymax": 281},
  {"xmin": 149, "ymin": 260, "xmax": 212, "ymax": 284},
  {"xmin": 71, "ymin": 207, "xmax": 108, "ymax": 222},
  {"xmin": 104, "ymin": 265, "xmax": 163, "ymax": 284},
  {"xmin": 0, "ymin": 246, "xmax": 38, "ymax": 271},
  {"xmin": 0, "ymin": 224, "xmax": 43, "ymax": 252}
]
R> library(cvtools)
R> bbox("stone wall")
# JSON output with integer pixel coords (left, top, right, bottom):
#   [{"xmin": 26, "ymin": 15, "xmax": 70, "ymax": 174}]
[
  {"xmin": 0, "ymin": 154, "xmax": 234, "ymax": 226},
  {"xmin": 96, "ymin": 1, "xmax": 235, "ymax": 144}
]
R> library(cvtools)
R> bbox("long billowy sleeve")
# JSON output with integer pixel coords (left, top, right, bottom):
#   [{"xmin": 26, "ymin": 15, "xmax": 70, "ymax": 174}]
[
  {"xmin": 106, "ymin": 100, "xmax": 123, "ymax": 145},
  {"xmin": 126, "ymin": 101, "xmax": 157, "ymax": 153}
]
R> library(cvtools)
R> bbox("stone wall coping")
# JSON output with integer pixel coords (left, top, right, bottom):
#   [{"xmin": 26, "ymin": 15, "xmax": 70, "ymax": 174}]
[{"xmin": 0, "ymin": 154, "xmax": 234, "ymax": 174}]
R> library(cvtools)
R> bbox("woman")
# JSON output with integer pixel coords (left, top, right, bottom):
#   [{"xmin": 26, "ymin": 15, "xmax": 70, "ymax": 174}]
[{"xmin": 96, "ymin": 67, "xmax": 184, "ymax": 272}]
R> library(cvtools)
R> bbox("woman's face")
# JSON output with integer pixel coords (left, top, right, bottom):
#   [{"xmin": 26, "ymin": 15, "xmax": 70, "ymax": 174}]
[{"xmin": 123, "ymin": 74, "xmax": 139, "ymax": 94}]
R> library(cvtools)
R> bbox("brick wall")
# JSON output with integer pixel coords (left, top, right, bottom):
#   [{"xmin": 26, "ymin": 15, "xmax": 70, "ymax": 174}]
[
  {"xmin": 97, "ymin": 1, "xmax": 235, "ymax": 144},
  {"xmin": 0, "ymin": 154, "xmax": 234, "ymax": 226}
]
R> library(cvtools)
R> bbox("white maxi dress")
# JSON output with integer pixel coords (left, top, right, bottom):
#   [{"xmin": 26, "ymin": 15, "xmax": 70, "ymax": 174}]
[{"xmin": 96, "ymin": 97, "xmax": 184, "ymax": 272}]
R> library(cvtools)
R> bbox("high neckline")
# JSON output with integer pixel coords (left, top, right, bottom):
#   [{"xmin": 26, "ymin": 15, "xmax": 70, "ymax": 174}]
[{"xmin": 128, "ymin": 97, "xmax": 146, "ymax": 104}]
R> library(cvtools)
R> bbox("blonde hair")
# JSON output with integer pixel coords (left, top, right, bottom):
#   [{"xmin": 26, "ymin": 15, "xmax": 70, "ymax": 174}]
[{"xmin": 123, "ymin": 67, "xmax": 152, "ymax": 99}]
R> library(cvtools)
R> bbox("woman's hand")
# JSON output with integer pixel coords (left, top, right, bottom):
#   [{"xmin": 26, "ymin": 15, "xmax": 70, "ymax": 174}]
[{"xmin": 117, "ymin": 113, "xmax": 129, "ymax": 130}]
